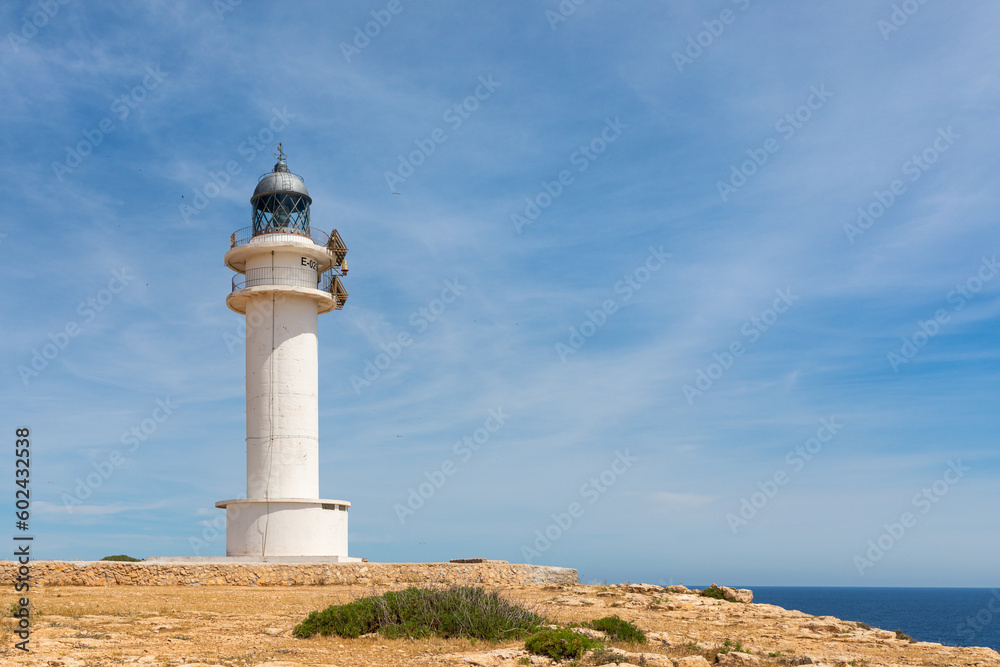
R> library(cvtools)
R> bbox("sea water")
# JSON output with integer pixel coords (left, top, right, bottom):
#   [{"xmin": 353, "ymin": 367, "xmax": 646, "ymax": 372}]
[{"xmin": 746, "ymin": 587, "xmax": 1000, "ymax": 653}]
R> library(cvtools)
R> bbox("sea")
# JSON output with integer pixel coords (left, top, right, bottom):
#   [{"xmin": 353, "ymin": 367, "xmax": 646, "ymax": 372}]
[{"xmin": 740, "ymin": 587, "xmax": 1000, "ymax": 653}]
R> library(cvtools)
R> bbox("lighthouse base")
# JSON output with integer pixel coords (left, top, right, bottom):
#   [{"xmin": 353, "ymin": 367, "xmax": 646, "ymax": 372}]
[{"xmin": 215, "ymin": 498, "xmax": 354, "ymax": 559}]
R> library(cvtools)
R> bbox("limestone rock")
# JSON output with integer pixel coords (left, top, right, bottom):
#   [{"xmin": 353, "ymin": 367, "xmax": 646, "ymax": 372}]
[
  {"xmin": 728, "ymin": 587, "xmax": 754, "ymax": 603},
  {"xmin": 802, "ymin": 621, "xmax": 842, "ymax": 634},
  {"xmin": 716, "ymin": 652, "xmax": 760, "ymax": 666},
  {"xmin": 626, "ymin": 583, "xmax": 665, "ymax": 594},
  {"xmin": 673, "ymin": 657, "xmax": 712, "ymax": 667},
  {"xmin": 550, "ymin": 595, "xmax": 603, "ymax": 606},
  {"xmin": 570, "ymin": 626, "xmax": 606, "ymax": 639},
  {"xmin": 646, "ymin": 630, "xmax": 674, "ymax": 645},
  {"xmin": 455, "ymin": 648, "xmax": 532, "ymax": 666},
  {"xmin": 596, "ymin": 649, "xmax": 671, "ymax": 666},
  {"xmin": 704, "ymin": 584, "xmax": 753, "ymax": 603}
]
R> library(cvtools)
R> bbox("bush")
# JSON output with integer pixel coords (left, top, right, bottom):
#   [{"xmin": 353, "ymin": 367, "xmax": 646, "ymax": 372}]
[
  {"xmin": 718, "ymin": 638, "xmax": 746, "ymax": 654},
  {"xmin": 295, "ymin": 596, "xmax": 379, "ymax": 639},
  {"xmin": 293, "ymin": 586, "xmax": 544, "ymax": 641},
  {"xmin": 700, "ymin": 585, "xmax": 727, "ymax": 600},
  {"xmin": 894, "ymin": 629, "xmax": 914, "ymax": 642},
  {"xmin": 100, "ymin": 555, "xmax": 142, "ymax": 562},
  {"xmin": 585, "ymin": 615, "xmax": 646, "ymax": 643},
  {"xmin": 524, "ymin": 628, "xmax": 601, "ymax": 660}
]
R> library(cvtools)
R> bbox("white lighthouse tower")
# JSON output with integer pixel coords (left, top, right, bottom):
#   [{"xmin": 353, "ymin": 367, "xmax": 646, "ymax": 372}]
[{"xmin": 215, "ymin": 147, "xmax": 357, "ymax": 560}]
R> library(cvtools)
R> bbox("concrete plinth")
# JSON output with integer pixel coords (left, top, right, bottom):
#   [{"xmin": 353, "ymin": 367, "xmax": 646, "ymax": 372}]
[{"xmin": 215, "ymin": 498, "xmax": 351, "ymax": 558}]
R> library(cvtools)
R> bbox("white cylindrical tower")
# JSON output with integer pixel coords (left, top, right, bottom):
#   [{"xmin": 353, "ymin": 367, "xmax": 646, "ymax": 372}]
[{"xmin": 216, "ymin": 147, "xmax": 354, "ymax": 559}]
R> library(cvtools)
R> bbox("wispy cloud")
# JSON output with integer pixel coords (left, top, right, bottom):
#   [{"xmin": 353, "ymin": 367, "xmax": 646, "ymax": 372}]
[
  {"xmin": 2, "ymin": 1, "xmax": 999, "ymax": 585},
  {"xmin": 35, "ymin": 500, "xmax": 169, "ymax": 517}
]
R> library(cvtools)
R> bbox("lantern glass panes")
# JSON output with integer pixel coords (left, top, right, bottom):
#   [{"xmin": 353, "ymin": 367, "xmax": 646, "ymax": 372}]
[{"xmin": 252, "ymin": 193, "xmax": 311, "ymax": 236}]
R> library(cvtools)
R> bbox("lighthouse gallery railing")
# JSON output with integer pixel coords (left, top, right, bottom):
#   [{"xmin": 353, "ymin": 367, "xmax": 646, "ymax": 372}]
[
  {"xmin": 231, "ymin": 267, "xmax": 348, "ymax": 310},
  {"xmin": 230, "ymin": 225, "xmax": 333, "ymax": 250},
  {"xmin": 232, "ymin": 266, "xmax": 322, "ymax": 291}
]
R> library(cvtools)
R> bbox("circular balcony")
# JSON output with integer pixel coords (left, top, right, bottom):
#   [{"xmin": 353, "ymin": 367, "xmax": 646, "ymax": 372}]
[
  {"xmin": 229, "ymin": 225, "xmax": 344, "ymax": 256},
  {"xmin": 227, "ymin": 266, "xmax": 347, "ymax": 315},
  {"xmin": 226, "ymin": 226, "xmax": 348, "ymax": 274},
  {"xmin": 233, "ymin": 266, "xmax": 322, "ymax": 291}
]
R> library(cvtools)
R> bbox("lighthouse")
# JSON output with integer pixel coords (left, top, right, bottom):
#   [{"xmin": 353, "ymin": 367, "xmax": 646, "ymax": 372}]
[{"xmin": 215, "ymin": 147, "xmax": 357, "ymax": 560}]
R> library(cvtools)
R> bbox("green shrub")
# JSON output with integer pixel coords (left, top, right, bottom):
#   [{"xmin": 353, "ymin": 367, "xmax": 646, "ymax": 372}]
[
  {"xmin": 100, "ymin": 555, "xmax": 142, "ymax": 562},
  {"xmin": 700, "ymin": 586, "xmax": 727, "ymax": 600},
  {"xmin": 295, "ymin": 596, "xmax": 379, "ymax": 639},
  {"xmin": 293, "ymin": 586, "xmax": 544, "ymax": 641},
  {"xmin": 894, "ymin": 629, "xmax": 914, "ymax": 642},
  {"xmin": 524, "ymin": 628, "xmax": 601, "ymax": 660},
  {"xmin": 585, "ymin": 615, "xmax": 646, "ymax": 643},
  {"xmin": 718, "ymin": 638, "xmax": 746, "ymax": 654}
]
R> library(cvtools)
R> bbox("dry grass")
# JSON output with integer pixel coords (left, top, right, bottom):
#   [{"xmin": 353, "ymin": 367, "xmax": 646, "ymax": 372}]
[
  {"xmin": 1, "ymin": 583, "xmax": 997, "ymax": 667},
  {"xmin": 0, "ymin": 585, "xmax": 541, "ymax": 667}
]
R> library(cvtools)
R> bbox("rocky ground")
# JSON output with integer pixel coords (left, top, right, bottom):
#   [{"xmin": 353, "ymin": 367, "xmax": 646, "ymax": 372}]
[{"xmin": 2, "ymin": 582, "xmax": 998, "ymax": 667}]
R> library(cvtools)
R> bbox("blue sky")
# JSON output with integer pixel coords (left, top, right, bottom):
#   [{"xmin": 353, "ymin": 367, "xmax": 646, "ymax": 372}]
[{"xmin": 1, "ymin": 0, "xmax": 999, "ymax": 587}]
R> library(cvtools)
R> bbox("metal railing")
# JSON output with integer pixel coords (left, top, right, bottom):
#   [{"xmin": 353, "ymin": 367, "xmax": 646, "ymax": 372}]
[
  {"xmin": 232, "ymin": 266, "xmax": 320, "ymax": 291},
  {"xmin": 229, "ymin": 225, "xmax": 333, "ymax": 249},
  {"xmin": 231, "ymin": 267, "xmax": 348, "ymax": 310},
  {"xmin": 320, "ymin": 272, "xmax": 348, "ymax": 310}
]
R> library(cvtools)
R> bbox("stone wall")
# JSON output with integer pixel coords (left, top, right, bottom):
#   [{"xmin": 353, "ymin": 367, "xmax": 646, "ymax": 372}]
[{"xmin": 0, "ymin": 560, "xmax": 577, "ymax": 587}]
